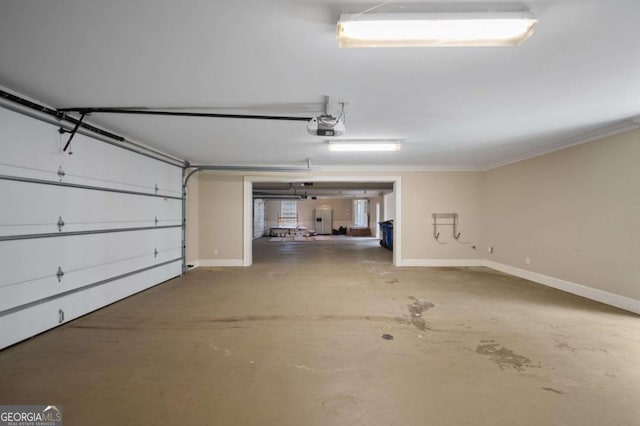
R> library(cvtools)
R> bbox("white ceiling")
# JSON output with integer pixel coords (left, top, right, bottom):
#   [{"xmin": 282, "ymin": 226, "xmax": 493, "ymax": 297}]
[{"xmin": 1, "ymin": 0, "xmax": 639, "ymax": 169}]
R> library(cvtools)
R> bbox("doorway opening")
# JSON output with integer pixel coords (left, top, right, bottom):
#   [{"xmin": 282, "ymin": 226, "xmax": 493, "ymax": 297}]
[{"xmin": 244, "ymin": 176, "xmax": 401, "ymax": 266}]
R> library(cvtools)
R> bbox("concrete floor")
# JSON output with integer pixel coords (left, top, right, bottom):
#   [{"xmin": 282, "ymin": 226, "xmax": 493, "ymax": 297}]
[{"xmin": 1, "ymin": 237, "xmax": 639, "ymax": 425}]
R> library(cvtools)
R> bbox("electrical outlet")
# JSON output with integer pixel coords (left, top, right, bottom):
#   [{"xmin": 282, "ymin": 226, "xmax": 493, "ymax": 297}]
[
  {"xmin": 525, "ymin": 257, "xmax": 531, "ymax": 265},
  {"xmin": 488, "ymin": 246, "xmax": 494, "ymax": 254}
]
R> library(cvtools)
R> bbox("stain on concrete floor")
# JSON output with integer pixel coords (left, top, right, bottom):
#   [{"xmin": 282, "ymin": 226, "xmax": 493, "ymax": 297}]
[
  {"xmin": 407, "ymin": 296, "xmax": 435, "ymax": 331},
  {"xmin": 475, "ymin": 341, "xmax": 535, "ymax": 372},
  {"xmin": 541, "ymin": 387, "xmax": 566, "ymax": 395},
  {"xmin": 554, "ymin": 340, "xmax": 608, "ymax": 353},
  {"xmin": 322, "ymin": 393, "xmax": 361, "ymax": 415},
  {"xmin": 67, "ymin": 314, "xmax": 410, "ymax": 331}
]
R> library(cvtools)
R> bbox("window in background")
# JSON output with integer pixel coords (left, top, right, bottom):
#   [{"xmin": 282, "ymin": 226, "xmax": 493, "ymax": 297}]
[
  {"xmin": 253, "ymin": 199, "xmax": 266, "ymax": 238},
  {"xmin": 354, "ymin": 199, "xmax": 369, "ymax": 227},
  {"xmin": 279, "ymin": 201, "xmax": 298, "ymax": 228}
]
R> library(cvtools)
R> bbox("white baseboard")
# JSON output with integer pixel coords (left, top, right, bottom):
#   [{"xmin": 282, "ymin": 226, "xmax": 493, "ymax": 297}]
[
  {"xmin": 397, "ymin": 257, "xmax": 639, "ymax": 314},
  {"xmin": 195, "ymin": 259, "xmax": 244, "ymax": 267},
  {"xmin": 400, "ymin": 259, "xmax": 485, "ymax": 267},
  {"xmin": 483, "ymin": 260, "xmax": 640, "ymax": 315}
]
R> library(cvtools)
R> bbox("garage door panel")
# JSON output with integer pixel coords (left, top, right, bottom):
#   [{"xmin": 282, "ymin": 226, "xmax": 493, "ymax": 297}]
[
  {"xmin": 0, "ymin": 260, "xmax": 181, "ymax": 349},
  {"xmin": 0, "ymin": 107, "xmax": 182, "ymax": 197},
  {"xmin": 0, "ymin": 103, "xmax": 184, "ymax": 349},
  {"xmin": 0, "ymin": 180, "xmax": 181, "ymax": 236},
  {"xmin": 0, "ymin": 227, "xmax": 181, "ymax": 303},
  {"xmin": 0, "ymin": 249, "xmax": 181, "ymax": 314},
  {"xmin": 0, "ymin": 107, "xmax": 62, "ymax": 177},
  {"xmin": 59, "ymin": 131, "xmax": 182, "ymax": 197},
  {"xmin": 0, "ymin": 162, "xmax": 181, "ymax": 199}
]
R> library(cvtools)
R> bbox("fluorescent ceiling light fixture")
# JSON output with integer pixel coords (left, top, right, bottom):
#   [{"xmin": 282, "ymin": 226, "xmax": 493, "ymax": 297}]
[
  {"xmin": 328, "ymin": 141, "xmax": 401, "ymax": 152},
  {"xmin": 337, "ymin": 12, "xmax": 537, "ymax": 47}
]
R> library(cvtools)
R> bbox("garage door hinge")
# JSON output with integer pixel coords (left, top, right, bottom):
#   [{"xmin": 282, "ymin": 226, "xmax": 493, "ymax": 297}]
[
  {"xmin": 154, "ymin": 248, "xmax": 158, "ymax": 258},
  {"xmin": 154, "ymin": 216, "xmax": 158, "ymax": 226},
  {"xmin": 58, "ymin": 309, "xmax": 65, "ymax": 323},
  {"xmin": 57, "ymin": 166, "xmax": 65, "ymax": 181},
  {"xmin": 155, "ymin": 184, "xmax": 159, "ymax": 194},
  {"xmin": 57, "ymin": 216, "xmax": 65, "ymax": 232},
  {"xmin": 56, "ymin": 267, "xmax": 64, "ymax": 282}
]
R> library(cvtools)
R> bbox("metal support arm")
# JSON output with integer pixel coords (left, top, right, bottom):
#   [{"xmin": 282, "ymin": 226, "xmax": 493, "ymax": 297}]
[
  {"xmin": 57, "ymin": 107, "xmax": 312, "ymax": 122},
  {"xmin": 59, "ymin": 112, "xmax": 86, "ymax": 153}
]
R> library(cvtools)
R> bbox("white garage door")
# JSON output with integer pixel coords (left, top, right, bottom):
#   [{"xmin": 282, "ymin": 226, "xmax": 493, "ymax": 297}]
[{"xmin": 0, "ymin": 105, "xmax": 183, "ymax": 349}]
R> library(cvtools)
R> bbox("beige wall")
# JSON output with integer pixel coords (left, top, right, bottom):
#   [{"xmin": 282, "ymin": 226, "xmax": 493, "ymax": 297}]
[
  {"xmin": 482, "ymin": 129, "xmax": 640, "ymax": 300},
  {"xmin": 186, "ymin": 174, "xmax": 199, "ymax": 263},
  {"xmin": 190, "ymin": 171, "xmax": 483, "ymax": 262},
  {"xmin": 402, "ymin": 172, "xmax": 482, "ymax": 260},
  {"xmin": 197, "ymin": 173, "xmax": 244, "ymax": 261},
  {"xmin": 384, "ymin": 192, "xmax": 395, "ymax": 220}
]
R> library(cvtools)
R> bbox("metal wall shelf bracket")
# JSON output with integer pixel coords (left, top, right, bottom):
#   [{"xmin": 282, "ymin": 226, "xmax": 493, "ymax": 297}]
[{"xmin": 432, "ymin": 213, "xmax": 461, "ymax": 241}]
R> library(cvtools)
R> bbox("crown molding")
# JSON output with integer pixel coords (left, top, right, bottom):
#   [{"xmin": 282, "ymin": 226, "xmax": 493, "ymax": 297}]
[
  {"xmin": 191, "ymin": 116, "xmax": 640, "ymax": 173},
  {"xmin": 195, "ymin": 164, "xmax": 485, "ymax": 173},
  {"xmin": 484, "ymin": 117, "xmax": 640, "ymax": 171},
  {"xmin": 312, "ymin": 164, "xmax": 484, "ymax": 172}
]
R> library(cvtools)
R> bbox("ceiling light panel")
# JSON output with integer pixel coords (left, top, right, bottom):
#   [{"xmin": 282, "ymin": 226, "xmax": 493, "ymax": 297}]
[
  {"xmin": 328, "ymin": 141, "xmax": 402, "ymax": 152},
  {"xmin": 337, "ymin": 12, "xmax": 537, "ymax": 48}
]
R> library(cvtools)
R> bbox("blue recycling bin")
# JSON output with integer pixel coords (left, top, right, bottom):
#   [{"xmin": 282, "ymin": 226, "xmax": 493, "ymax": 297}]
[{"xmin": 379, "ymin": 220, "xmax": 393, "ymax": 250}]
